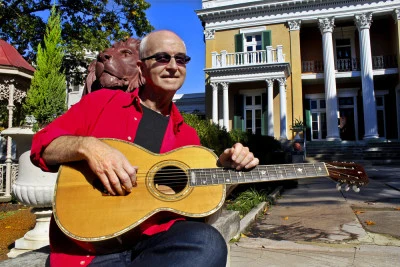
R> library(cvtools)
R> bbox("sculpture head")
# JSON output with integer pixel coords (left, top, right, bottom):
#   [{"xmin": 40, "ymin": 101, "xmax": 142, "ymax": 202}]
[{"xmin": 83, "ymin": 38, "xmax": 145, "ymax": 95}]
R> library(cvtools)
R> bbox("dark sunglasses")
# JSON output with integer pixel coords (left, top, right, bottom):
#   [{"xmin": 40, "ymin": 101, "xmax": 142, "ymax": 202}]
[{"xmin": 141, "ymin": 52, "xmax": 191, "ymax": 65}]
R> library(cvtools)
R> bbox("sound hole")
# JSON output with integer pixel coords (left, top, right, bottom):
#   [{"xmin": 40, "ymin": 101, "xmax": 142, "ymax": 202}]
[{"xmin": 154, "ymin": 166, "xmax": 188, "ymax": 195}]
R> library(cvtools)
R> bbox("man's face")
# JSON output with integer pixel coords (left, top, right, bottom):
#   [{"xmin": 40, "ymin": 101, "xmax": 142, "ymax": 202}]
[{"xmin": 138, "ymin": 32, "xmax": 187, "ymax": 93}]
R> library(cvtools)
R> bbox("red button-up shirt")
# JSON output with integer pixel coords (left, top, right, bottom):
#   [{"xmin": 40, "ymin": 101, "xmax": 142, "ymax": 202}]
[{"xmin": 30, "ymin": 89, "xmax": 201, "ymax": 266}]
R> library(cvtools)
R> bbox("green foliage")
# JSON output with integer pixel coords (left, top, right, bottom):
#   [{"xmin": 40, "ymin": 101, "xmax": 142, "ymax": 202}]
[
  {"xmin": 0, "ymin": 0, "xmax": 153, "ymax": 85},
  {"xmin": 182, "ymin": 113, "xmax": 233, "ymax": 156},
  {"xmin": 23, "ymin": 5, "xmax": 66, "ymax": 127},
  {"xmin": 182, "ymin": 113, "xmax": 282, "ymax": 164},
  {"xmin": 226, "ymin": 188, "xmax": 271, "ymax": 218},
  {"xmin": 290, "ymin": 117, "xmax": 305, "ymax": 130}
]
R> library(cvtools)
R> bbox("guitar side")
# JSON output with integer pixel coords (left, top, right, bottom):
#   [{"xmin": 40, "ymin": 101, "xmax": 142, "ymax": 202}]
[{"xmin": 53, "ymin": 139, "xmax": 226, "ymax": 242}]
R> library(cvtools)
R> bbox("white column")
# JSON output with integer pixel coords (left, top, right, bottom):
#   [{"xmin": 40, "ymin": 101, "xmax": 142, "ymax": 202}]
[
  {"xmin": 355, "ymin": 13, "xmax": 379, "ymax": 139},
  {"xmin": 221, "ymin": 82, "xmax": 229, "ymax": 131},
  {"xmin": 266, "ymin": 79, "xmax": 274, "ymax": 136},
  {"xmin": 277, "ymin": 78, "xmax": 287, "ymax": 139},
  {"xmin": 211, "ymin": 82, "xmax": 219, "ymax": 125},
  {"xmin": 4, "ymin": 83, "xmax": 15, "ymax": 200},
  {"xmin": 318, "ymin": 17, "xmax": 341, "ymax": 141}
]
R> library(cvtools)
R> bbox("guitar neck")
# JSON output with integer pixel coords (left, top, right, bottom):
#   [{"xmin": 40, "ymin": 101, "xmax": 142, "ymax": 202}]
[{"xmin": 189, "ymin": 162, "xmax": 329, "ymax": 186}]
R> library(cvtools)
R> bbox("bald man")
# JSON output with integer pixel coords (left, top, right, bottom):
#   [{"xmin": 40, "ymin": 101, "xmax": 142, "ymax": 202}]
[{"xmin": 31, "ymin": 30, "xmax": 259, "ymax": 266}]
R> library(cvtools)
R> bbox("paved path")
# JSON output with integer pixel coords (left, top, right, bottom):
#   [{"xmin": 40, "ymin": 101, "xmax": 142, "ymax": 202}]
[{"xmin": 229, "ymin": 165, "xmax": 400, "ymax": 266}]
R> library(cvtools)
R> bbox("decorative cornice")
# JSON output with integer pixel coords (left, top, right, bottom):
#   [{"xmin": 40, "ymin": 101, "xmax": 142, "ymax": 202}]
[
  {"xmin": 204, "ymin": 29, "xmax": 216, "ymax": 40},
  {"xmin": 287, "ymin": 20, "xmax": 302, "ymax": 31},
  {"xmin": 393, "ymin": 9, "xmax": 400, "ymax": 22},
  {"xmin": 354, "ymin": 13, "xmax": 373, "ymax": 30},
  {"xmin": 197, "ymin": 0, "xmax": 399, "ymax": 31},
  {"xmin": 318, "ymin": 17, "xmax": 335, "ymax": 34}
]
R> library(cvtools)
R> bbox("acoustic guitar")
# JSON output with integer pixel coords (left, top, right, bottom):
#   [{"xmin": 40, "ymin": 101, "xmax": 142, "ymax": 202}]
[{"xmin": 53, "ymin": 138, "xmax": 368, "ymax": 245}]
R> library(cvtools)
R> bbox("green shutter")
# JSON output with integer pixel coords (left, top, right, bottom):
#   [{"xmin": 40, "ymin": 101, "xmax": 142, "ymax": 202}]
[
  {"xmin": 235, "ymin": 34, "xmax": 244, "ymax": 52},
  {"xmin": 234, "ymin": 94, "xmax": 244, "ymax": 131},
  {"xmin": 261, "ymin": 92, "xmax": 268, "ymax": 136},
  {"xmin": 261, "ymin": 30, "xmax": 272, "ymax": 49},
  {"xmin": 304, "ymin": 99, "xmax": 311, "ymax": 141}
]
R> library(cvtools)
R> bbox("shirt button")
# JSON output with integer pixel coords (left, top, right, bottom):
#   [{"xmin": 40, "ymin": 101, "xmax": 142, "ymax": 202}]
[
  {"xmin": 80, "ymin": 261, "xmax": 85, "ymax": 265},
  {"xmin": 128, "ymin": 136, "xmax": 132, "ymax": 141},
  {"xmin": 134, "ymin": 117, "xmax": 137, "ymax": 120}
]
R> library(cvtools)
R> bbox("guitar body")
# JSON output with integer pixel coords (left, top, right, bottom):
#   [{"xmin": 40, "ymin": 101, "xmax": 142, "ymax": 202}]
[{"xmin": 53, "ymin": 139, "xmax": 226, "ymax": 243}]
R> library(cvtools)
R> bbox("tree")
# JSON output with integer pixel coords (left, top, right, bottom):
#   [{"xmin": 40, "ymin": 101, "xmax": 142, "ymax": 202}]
[
  {"xmin": 0, "ymin": 0, "xmax": 153, "ymax": 84},
  {"xmin": 23, "ymin": 5, "xmax": 66, "ymax": 128}
]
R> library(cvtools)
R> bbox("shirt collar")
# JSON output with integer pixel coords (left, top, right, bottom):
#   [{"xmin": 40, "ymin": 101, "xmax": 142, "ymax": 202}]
[{"xmin": 128, "ymin": 88, "xmax": 184, "ymax": 134}]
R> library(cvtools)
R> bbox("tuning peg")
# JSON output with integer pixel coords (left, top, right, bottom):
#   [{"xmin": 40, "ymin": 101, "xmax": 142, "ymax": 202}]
[
  {"xmin": 344, "ymin": 184, "xmax": 350, "ymax": 191},
  {"xmin": 336, "ymin": 183, "xmax": 342, "ymax": 191},
  {"xmin": 352, "ymin": 185, "xmax": 360, "ymax": 193}
]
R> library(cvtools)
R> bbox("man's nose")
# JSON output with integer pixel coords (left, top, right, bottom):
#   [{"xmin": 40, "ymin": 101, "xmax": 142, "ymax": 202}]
[{"xmin": 166, "ymin": 57, "xmax": 178, "ymax": 70}]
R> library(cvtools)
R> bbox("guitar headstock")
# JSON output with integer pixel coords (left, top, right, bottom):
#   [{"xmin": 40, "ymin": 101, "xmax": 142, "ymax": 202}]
[{"xmin": 326, "ymin": 161, "xmax": 369, "ymax": 192}]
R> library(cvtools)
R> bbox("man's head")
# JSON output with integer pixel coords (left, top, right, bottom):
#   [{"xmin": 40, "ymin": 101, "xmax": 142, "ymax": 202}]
[
  {"xmin": 83, "ymin": 38, "xmax": 145, "ymax": 95},
  {"xmin": 137, "ymin": 30, "xmax": 190, "ymax": 94}
]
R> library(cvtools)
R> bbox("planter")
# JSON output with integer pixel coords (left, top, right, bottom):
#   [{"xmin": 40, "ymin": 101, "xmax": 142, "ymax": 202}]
[{"xmin": 1, "ymin": 127, "xmax": 57, "ymax": 258}]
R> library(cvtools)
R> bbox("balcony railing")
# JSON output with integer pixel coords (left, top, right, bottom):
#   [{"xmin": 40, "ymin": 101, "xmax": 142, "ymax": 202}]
[
  {"xmin": 302, "ymin": 55, "xmax": 398, "ymax": 73},
  {"xmin": 211, "ymin": 45, "xmax": 285, "ymax": 68}
]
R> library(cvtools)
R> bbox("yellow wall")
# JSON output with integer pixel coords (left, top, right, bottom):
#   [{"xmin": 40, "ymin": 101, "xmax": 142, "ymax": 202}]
[{"xmin": 204, "ymin": 23, "xmax": 306, "ymax": 140}]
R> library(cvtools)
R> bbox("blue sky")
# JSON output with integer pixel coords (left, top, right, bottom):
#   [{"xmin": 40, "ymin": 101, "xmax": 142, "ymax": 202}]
[{"xmin": 145, "ymin": 0, "xmax": 205, "ymax": 94}]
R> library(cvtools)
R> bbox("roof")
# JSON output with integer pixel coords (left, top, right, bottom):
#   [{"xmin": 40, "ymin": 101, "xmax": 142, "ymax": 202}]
[{"xmin": 0, "ymin": 39, "xmax": 35, "ymax": 73}]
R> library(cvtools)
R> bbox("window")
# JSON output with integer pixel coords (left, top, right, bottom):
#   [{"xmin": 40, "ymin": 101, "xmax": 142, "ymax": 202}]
[
  {"xmin": 235, "ymin": 30, "xmax": 271, "ymax": 64},
  {"xmin": 244, "ymin": 95, "xmax": 262, "ymax": 135},
  {"xmin": 376, "ymin": 95, "xmax": 386, "ymax": 138},
  {"xmin": 310, "ymin": 99, "xmax": 327, "ymax": 140}
]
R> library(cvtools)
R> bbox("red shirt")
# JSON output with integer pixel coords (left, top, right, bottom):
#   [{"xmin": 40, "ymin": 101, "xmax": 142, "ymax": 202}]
[{"xmin": 30, "ymin": 89, "xmax": 201, "ymax": 266}]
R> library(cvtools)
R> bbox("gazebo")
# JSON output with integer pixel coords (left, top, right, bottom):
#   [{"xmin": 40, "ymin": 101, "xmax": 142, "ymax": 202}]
[{"xmin": 0, "ymin": 39, "xmax": 35, "ymax": 202}]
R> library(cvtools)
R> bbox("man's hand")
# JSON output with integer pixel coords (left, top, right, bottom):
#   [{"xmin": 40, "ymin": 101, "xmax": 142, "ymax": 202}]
[
  {"xmin": 42, "ymin": 136, "xmax": 137, "ymax": 196},
  {"xmin": 218, "ymin": 143, "xmax": 259, "ymax": 170},
  {"xmin": 83, "ymin": 139, "xmax": 138, "ymax": 196}
]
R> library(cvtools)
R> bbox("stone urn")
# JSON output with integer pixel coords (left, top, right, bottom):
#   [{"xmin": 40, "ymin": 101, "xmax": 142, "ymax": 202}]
[{"xmin": 1, "ymin": 126, "xmax": 57, "ymax": 258}]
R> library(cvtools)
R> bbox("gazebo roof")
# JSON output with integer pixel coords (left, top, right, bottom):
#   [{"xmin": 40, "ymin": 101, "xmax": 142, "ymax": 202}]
[{"xmin": 0, "ymin": 39, "xmax": 35, "ymax": 73}]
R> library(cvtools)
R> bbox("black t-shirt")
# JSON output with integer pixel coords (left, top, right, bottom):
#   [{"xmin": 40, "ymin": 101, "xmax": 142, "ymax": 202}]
[{"xmin": 134, "ymin": 104, "xmax": 169, "ymax": 153}]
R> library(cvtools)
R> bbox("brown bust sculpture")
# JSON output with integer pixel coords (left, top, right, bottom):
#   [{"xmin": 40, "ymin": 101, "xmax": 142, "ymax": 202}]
[{"xmin": 83, "ymin": 38, "xmax": 145, "ymax": 95}]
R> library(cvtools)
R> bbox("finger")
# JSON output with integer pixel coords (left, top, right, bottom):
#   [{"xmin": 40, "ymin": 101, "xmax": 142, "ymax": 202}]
[
  {"xmin": 130, "ymin": 166, "xmax": 138, "ymax": 187},
  {"xmin": 235, "ymin": 152, "xmax": 254, "ymax": 170},
  {"xmin": 232, "ymin": 145, "xmax": 249, "ymax": 166},
  {"xmin": 244, "ymin": 157, "xmax": 259, "ymax": 170},
  {"xmin": 115, "ymin": 170, "xmax": 133, "ymax": 193},
  {"xmin": 98, "ymin": 173, "xmax": 116, "ymax": 196},
  {"xmin": 115, "ymin": 165, "xmax": 137, "ymax": 192},
  {"xmin": 107, "ymin": 171, "xmax": 125, "ymax": 196}
]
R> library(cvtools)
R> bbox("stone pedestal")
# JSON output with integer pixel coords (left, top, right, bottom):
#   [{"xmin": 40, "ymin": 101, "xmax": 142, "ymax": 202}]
[{"xmin": 2, "ymin": 127, "xmax": 57, "ymax": 258}]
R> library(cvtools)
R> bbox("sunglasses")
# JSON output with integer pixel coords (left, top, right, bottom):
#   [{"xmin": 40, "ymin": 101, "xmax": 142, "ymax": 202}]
[{"xmin": 141, "ymin": 52, "xmax": 191, "ymax": 65}]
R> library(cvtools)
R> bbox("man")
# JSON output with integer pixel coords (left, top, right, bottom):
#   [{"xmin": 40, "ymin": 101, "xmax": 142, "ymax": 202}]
[{"xmin": 31, "ymin": 30, "xmax": 259, "ymax": 266}]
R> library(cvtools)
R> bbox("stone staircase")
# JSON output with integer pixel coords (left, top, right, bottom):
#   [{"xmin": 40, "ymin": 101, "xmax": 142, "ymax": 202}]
[{"xmin": 303, "ymin": 140, "xmax": 400, "ymax": 166}]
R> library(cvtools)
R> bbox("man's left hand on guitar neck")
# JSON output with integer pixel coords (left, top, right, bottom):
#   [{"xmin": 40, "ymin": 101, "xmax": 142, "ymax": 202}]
[{"xmin": 217, "ymin": 143, "xmax": 259, "ymax": 170}]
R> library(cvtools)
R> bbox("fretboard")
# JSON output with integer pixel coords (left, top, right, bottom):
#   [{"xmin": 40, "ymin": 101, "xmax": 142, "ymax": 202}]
[{"xmin": 189, "ymin": 162, "xmax": 329, "ymax": 186}]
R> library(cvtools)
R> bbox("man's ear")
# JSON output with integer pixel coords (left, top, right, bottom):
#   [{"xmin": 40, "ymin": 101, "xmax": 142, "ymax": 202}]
[{"xmin": 136, "ymin": 60, "xmax": 146, "ymax": 87}]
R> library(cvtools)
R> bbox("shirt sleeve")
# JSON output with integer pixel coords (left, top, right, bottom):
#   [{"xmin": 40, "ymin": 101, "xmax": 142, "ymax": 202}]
[{"xmin": 30, "ymin": 92, "xmax": 106, "ymax": 172}]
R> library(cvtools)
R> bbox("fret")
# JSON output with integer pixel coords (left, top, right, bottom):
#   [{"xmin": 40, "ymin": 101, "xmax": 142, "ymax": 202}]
[
  {"xmin": 285, "ymin": 164, "xmax": 297, "ymax": 179},
  {"xmin": 266, "ymin": 165, "xmax": 278, "ymax": 180},
  {"xmin": 257, "ymin": 166, "xmax": 269, "ymax": 182}
]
